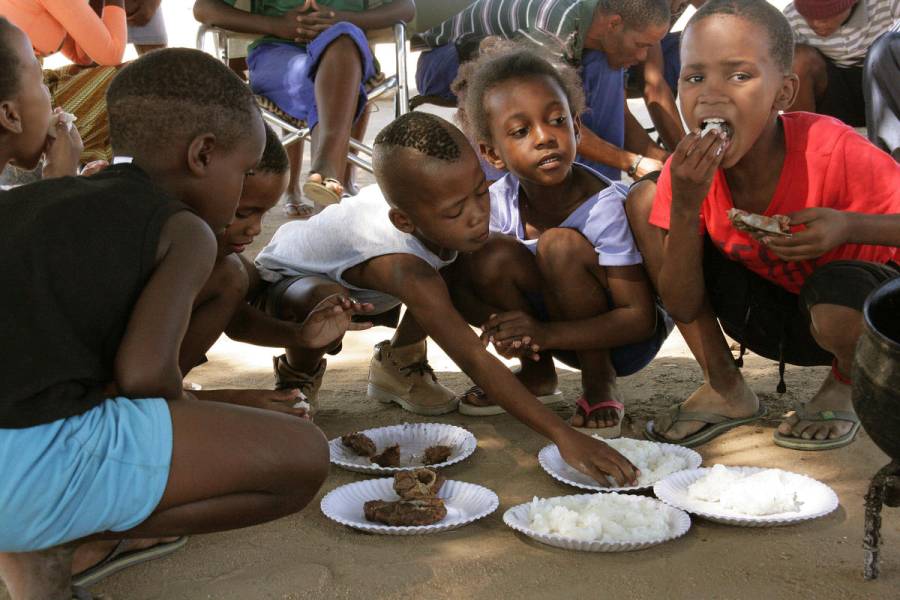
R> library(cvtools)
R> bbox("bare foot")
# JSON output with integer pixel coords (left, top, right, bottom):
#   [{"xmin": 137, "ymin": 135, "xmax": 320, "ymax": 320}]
[
  {"xmin": 658, "ymin": 378, "xmax": 759, "ymax": 441},
  {"xmin": 0, "ymin": 545, "xmax": 75, "ymax": 599},
  {"xmin": 777, "ymin": 372, "xmax": 854, "ymax": 441},
  {"xmin": 460, "ymin": 366, "xmax": 557, "ymax": 408},
  {"xmin": 71, "ymin": 538, "xmax": 178, "ymax": 577},
  {"xmin": 282, "ymin": 191, "xmax": 317, "ymax": 219},
  {"xmin": 569, "ymin": 383, "xmax": 624, "ymax": 429}
]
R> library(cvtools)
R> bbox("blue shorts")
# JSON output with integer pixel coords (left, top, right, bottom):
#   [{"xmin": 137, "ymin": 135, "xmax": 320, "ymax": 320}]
[
  {"xmin": 0, "ymin": 397, "xmax": 172, "ymax": 552},
  {"xmin": 527, "ymin": 293, "xmax": 674, "ymax": 376},
  {"xmin": 416, "ymin": 44, "xmax": 625, "ymax": 181},
  {"xmin": 247, "ymin": 22, "xmax": 376, "ymax": 129}
]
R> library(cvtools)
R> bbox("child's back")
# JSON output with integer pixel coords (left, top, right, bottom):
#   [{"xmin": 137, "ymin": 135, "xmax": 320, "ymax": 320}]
[{"xmin": 1, "ymin": 166, "xmax": 186, "ymax": 428}]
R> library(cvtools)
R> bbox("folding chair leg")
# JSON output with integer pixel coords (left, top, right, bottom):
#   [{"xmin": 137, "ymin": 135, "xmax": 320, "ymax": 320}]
[{"xmin": 393, "ymin": 22, "xmax": 409, "ymax": 118}]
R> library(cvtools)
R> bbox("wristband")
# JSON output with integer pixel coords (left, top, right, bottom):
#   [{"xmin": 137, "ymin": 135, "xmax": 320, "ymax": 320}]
[{"xmin": 627, "ymin": 154, "xmax": 644, "ymax": 177}]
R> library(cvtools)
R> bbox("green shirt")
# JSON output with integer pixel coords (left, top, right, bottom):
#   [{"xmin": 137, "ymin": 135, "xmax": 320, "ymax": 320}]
[{"xmin": 223, "ymin": 0, "xmax": 391, "ymax": 49}]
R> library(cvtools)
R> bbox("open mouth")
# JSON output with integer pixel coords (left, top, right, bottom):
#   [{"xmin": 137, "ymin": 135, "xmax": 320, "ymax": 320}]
[
  {"xmin": 537, "ymin": 154, "xmax": 562, "ymax": 169},
  {"xmin": 700, "ymin": 118, "xmax": 734, "ymax": 141}
]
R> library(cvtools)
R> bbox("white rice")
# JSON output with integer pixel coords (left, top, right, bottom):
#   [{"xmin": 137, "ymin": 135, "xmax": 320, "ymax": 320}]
[
  {"xmin": 598, "ymin": 437, "xmax": 691, "ymax": 486},
  {"xmin": 687, "ymin": 465, "xmax": 803, "ymax": 515},
  {"xmin": 527, "ymin": 494, "xmax": 676, "ymax": 543}
]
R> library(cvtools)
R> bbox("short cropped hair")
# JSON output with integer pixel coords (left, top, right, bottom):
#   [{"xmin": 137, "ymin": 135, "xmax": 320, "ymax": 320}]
[
  {"xmin": 454, "ymin": 39, "xmax": 586, "ymax": 143},
  {"xmin": 257, "ymin": 123, "xmax": 289, "ymax": 174},
  {"xmin": 106, "ymin": 48, "xmax": 258, "ymax": 157},
  {"xmin": 595, "ymin": 0, "xmax": 671, "ymax": 29},
  {"xmin": 687, "ymin": 0, "xmax": 794, "ymax": 73},
  {"xmin": 374, "ymin": 112, "xmax": 462, "ymax": 162},
  {"xmin": 0, "ymin": 18, "xmax": 21, "ymax": 100}
]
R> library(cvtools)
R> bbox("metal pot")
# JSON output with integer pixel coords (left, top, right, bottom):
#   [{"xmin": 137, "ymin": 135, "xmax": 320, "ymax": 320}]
[{"xmin": 852, "ymin": 276, "xmax": 900, "ymax": 580}]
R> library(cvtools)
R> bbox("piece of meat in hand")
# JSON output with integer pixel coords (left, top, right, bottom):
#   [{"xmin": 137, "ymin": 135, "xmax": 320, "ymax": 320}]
[
  {"xmin": 363, "ymin": 498, "xmax": 447, "ymax": 526},
  {"xmin": 423, "ymin": 445, "xmax": 452, "ymax": 465},
  {"xmin": 393, "ymin": 468, "xmax": 445, "ymax": 500},
  {"xmin": 341, "ymin": 432, "xmax": 376, "ymax": 457},
  {"xmin": 727, "ymin": 208, "xmax": 791, "ymax": 237},
  {"xmin": 370, "ymin": 444, "xmax": 401, "ymax": 467}
]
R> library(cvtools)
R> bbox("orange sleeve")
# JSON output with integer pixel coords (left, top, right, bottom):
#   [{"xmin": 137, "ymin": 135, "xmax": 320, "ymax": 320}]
[{"xmin": 42, "ymin": 1, "xmax": 127, "ymax": 66}]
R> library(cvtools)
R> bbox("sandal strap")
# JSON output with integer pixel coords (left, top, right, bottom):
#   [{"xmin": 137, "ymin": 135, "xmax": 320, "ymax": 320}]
[
  {"xmin": 654, "ymin": 402, "xmax": 730, "ymax": 434},
  {"xmin": 575, "ymin": 396, "xmax": 624, "ymax": 417},
  {"xmin": 792, "ymin": 400, "xmax": 859, "ymax": 423}
]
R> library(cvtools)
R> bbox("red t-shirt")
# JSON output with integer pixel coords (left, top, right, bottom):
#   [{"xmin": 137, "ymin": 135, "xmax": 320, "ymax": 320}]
[{"xmin": 650, "ymin": 112, "xmax": 899, "ymax": 294}]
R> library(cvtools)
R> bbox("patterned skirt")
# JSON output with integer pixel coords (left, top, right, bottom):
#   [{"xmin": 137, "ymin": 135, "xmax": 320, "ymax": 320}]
[{"xmin": 44, "ymin": 64, "xmax": 125, "ymax": 163}]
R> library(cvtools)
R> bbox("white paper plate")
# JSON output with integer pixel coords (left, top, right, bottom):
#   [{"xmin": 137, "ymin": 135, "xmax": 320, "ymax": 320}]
[
  {"xmin": 653, "ymin": 467, "xmax": 839, "ymax": 526},
  {"xmin": 503, "ymin": 493, "xmax": 691, "ymax": 552},
  {"xmin": 538, "ymin": 439, "xmax": 702, "ymax": 492},
  {"xmin": 329, "ymin": 423, "xmax": 477, "ymax": 474},
  {"xmin": 320, "ymin": 477, "xmax": 498, "ymax": 535}
]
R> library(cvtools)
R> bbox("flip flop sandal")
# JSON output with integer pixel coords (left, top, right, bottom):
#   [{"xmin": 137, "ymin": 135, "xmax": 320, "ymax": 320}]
[
  {"xmin": 645, "ymin": 403, "xmax": 767, "ymax": 448},
  {"xmin": 302, "ymin": 177, "xmax": 342, "ymax": 206},
  {"xmin": 773, "ymin": 401, "xmax": 861, "ymax": 451},
  {"xmin": 571, "ymin": 397, "xmax": 625, "ymax": 439},
  {"xmin": 457, "ymin": 385, "xmax": 563, "ymax": 416},
  {"xmin": 73, "ymin": 536, "xmax": 188, "ymax": 588},
  {"xmin": 283, "ymin": 201, "xmax": 317, "ymax": 219}
]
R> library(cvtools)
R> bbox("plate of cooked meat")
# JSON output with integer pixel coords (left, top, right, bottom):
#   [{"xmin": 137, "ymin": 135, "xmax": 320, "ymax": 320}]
[
  {"xmin": 320, "ymin": 468, "xmax": 498, "ymax": 534},
  {"xmin": 329, "ymin": 423, "xmax": 477, "ymax": 474}
]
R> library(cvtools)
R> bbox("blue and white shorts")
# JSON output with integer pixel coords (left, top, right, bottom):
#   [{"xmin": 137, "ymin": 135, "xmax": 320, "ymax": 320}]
[{"xmin": 0, "ymin": 397, "xmax": 172, "ymax": 552}]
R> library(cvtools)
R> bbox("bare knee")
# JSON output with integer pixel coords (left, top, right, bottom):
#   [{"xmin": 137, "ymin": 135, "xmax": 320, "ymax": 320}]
[
  {"xmin": 322, "ymin": 35, "xmax": 363, "ymax": 70},
  {"xmin": 267, "ymin": 419, "xmax": 330, "ymax": 514},
  {"xmin": 468, "ymin": 235, "xmax": 535, "ymax": 288},
  {"xmin": 809, "ymin": 303, "xmax": 863, "ymax": 358},
  {"xmin": 205, "ymin": 255, "xmax": 250, "ymax": 307},
  {"xmin": 793, "ymin": 44, "xmax": 827, "ymax": 80},
  {"xmin": 535, "ymin": 228, "xmax": 595, "ymax": 277},
  {"xmin": 280, "ymin": 279, "xmax": 349, "ymax": 322}
]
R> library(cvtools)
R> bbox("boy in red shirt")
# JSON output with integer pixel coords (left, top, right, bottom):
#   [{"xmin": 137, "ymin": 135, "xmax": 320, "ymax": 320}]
[{"xmin": 626, "ymin": 0, "xmax": 899, "ymax": 450}]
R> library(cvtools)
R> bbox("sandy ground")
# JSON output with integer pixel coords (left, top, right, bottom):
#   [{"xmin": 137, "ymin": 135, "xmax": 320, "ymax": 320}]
[{"xmin": 6, "ymin": 6, "xmax": 897, "ymax": 597}]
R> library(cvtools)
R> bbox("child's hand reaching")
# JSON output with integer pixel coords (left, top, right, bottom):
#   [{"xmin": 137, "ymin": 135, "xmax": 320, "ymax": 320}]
[
  {"xmin": 480, "ymin": 311, "xmax": 543, "ymax": 361},
  {"xmin": 555, "ymin": 428, "xmax": 639, "ymax": 486},
  {"xmin": 295, "ymin": 293, "xmax": 374, "ymax": 349},
  {"xmin": 669, "ymin": 129, "xmax": 729, "ymax": 216},
  {"xmin": 761, "ymin": 207, "xmax": 850, "ymax": 261}
]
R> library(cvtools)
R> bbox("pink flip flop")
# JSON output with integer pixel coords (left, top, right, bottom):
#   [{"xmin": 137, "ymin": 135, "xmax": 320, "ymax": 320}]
[{"xmin": 571, "ymin": 397, "xmax": 625, "ymax": 438}]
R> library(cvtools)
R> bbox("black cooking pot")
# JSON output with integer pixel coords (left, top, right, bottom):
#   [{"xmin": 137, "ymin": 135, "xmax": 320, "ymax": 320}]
[{"xmin": 852, "ymin": 277, "xmax": 900, "ymax": 461}]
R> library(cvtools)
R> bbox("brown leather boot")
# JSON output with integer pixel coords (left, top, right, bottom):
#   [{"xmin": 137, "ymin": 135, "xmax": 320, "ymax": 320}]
[
  {"xmin": 273, "ymin": 355, "xmax": 326, "ymax": 416},
  {"xmin": 366, "ymin": 340, "xmax": 457, "ymax": 415}
]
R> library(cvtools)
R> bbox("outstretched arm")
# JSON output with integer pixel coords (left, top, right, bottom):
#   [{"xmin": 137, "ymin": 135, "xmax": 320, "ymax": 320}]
[
  {"xmin": 356, "ymin": 255, "xmax": 638, "ymax": 485},
  {"xmin": 115, "ymin": 211, "xmax": 217, "ymax": 399}
]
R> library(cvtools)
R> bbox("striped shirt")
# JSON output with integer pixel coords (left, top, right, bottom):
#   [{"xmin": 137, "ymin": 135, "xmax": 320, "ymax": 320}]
[
  {"xmin": 784, "ymin": 0, "xmax": 900, "ymax": 68},
  {"xmin": 412, "ymin": 0, "xmax": 600, "ymax": 62}
]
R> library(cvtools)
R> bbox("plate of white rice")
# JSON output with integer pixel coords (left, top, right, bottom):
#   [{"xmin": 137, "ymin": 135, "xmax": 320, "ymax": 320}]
[
  {"xmin": 538, "ymin": 437, "xmax": 702, "ymax": 492},
  {"xmin": 503, "ymin": 493, "xmax": 691, "ymax": 552},
  {"xmin": 329, "ymin": 423, "xmax": 477, "ymax": 475},
  {"xmin": 653, "ymin": 465, "xmax": 839, "ymax": 526}
]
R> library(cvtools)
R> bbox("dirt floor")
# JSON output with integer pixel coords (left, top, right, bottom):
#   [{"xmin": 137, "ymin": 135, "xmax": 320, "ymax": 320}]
[{"xmin": 88, "ymin": 112, "xmax": 899, "ymax": 598}]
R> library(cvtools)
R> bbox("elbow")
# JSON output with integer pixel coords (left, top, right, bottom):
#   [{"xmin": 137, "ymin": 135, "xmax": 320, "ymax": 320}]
[
  {"xmin": 663, "ymin": 300, "xmax": 701, "ymax": 324},
  {"xmin": 115, "ymin": 361, "xmax": 182, "ymax": 400},
  {"xmin": 193, "ymin": 1, "xmax": 213, "ymax": 24},
  {"xmin": 400, "ymin": 4, "xmax": 416, "ymax": 23}
]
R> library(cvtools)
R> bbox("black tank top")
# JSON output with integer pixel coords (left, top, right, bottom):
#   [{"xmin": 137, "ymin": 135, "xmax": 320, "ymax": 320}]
[{"xmin": 0, "ymin": 164, "xmax": 188, "ymax": 428}]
